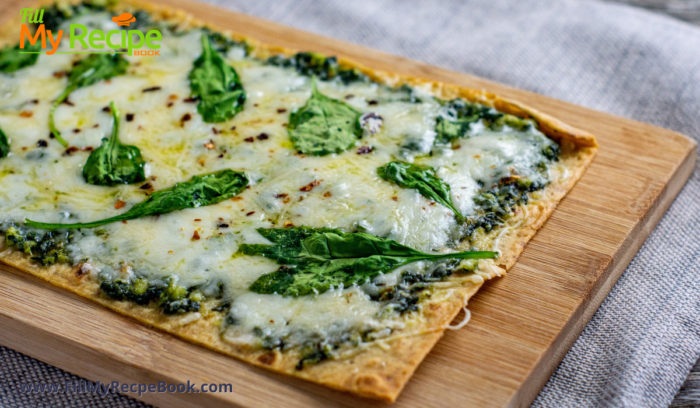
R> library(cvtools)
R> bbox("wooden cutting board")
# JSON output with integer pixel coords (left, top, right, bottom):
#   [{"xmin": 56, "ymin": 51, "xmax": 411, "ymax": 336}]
[{"xmin": 0, "ymin": 0, "xmax": 696, "ymax": 407}]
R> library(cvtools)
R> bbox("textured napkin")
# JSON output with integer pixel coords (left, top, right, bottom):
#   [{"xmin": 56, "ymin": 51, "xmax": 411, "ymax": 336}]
[{"xmin": 2, "ymin": 0, "xmax": 700, "ymax": 407}]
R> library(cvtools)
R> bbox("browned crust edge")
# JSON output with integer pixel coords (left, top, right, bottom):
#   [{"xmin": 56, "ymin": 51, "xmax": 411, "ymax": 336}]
[{"xmin": 0, "ymin": 0, "xmax": 597, "ymax": 402}]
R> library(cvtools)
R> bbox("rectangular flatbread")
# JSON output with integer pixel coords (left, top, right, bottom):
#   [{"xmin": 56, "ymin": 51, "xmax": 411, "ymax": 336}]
[{"xmin": 0, "ymin": 0, "xmax": 596, "ymax": 402}]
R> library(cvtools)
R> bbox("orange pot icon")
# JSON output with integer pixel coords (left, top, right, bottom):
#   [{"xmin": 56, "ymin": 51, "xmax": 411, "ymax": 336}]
[{"xmin": 112, "ymin": 13, "xmax": 136, "ymax": 26}]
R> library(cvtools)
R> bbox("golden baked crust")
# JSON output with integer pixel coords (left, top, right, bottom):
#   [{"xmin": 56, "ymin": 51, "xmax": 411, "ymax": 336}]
[{"xmin": 0, "ymin": 0, "xmax": 597, "ymax": 402}]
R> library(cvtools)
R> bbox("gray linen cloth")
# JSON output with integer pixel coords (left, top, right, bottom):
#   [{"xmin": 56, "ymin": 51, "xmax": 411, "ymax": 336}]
[{"xmin": 2, "ymin": 0, "xmax": 699, "ymax": 407}]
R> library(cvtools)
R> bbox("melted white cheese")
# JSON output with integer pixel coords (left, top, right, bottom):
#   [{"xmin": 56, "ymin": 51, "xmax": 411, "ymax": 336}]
[{"xmin": 0, "ymin": 18, "xmax": 557, "ymax": 350}]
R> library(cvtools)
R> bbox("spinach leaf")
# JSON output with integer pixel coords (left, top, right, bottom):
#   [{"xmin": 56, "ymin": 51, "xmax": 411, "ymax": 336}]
[
  {"xmin": 188, "ymin": 34, "xmax": 246, "ymax": 123},
  {"xmin": 0, "ymin": 127, "xmax": 9, "ymax": 158},
  {"xmin": 288, "ymin": 78, "xmax": 362, "ymax": 156},
  {"xmin": 49, "ymin": 53, "xmax": 129, "ymax": 147},
  {"xmin": 25, "ymin": 169, "xmax": 248, "ymax": 230},
  {"xmin": 82, "ymin": 101, "xmax": 146, "ymax": 186},
  {"xmin": 0, "ymin": 43, "xmax": 40, "ymax": 73},
  {"xmin": 241, "ymin": 227, "xmax": 497, "ymax": 297},
  {"xmin": 378, "ymin": 161, "xmax": 464, "ymax": 220}
]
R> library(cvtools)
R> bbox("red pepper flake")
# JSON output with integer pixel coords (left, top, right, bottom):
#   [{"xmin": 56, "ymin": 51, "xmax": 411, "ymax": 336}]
[
  {"xmin": 231, "ymin": 196, "xmax": 243, "ymax": 201},
  {"xmin": 212, "ymin": 128, "xmax": 219, "ymax": 134},
  {"xmin": 217, "ymin": 223, "xmax": 229, "ymax": 228},
  {"xmin": 192, "ymin": 231, "xmax": 201, "ymax": 240},
  {"xmin": 73, "ymin": 128, "xmax": 81, "ymax": 133},
  {"xmin": 22, "ymin": 146, "xmax": 28, "ymax": 151},
  {"xmin": 204, "ymin": 140, "xmax": 215, "ymax": 149},
  {"xmin": 183, "ymin": 97, "xmax": 197, "ymax": 103},
  {"xmin": 53, "ymin": 71, "xmax": 66, "ymax": 78},
  {"xmin": 181, "ymin": 113, "xmax": 192, "ymax": 122},
  {"xmin": 274, "ymin": 193, "xmax": 288, "ymax": 199},
  {"xmin": 391, "ymin": 196, "xmax": 398, "ymax": 201},
  {"xmin": 244, "ymin": 137, "xmax": 254, "ymax": 143},
  {"xmin": 115, "ymin": 200, "xmax": 126, "ymax": 209},
  {"xmin": 276, "ymin": 108, "xmax": 287, "ymax": 113},
  {"xmin": 283, "ymin": 221, "xmax": 294, "ymax": 228},
  {"xmin": 19, "ymin": 111, "xmax": 33, "ymax": 118},
  {"xmin": 167, "ymin": 102, "xmax": 174, "ymax": 108},
  {"xmin": 256, "ymin": 133, "xmax": 269, "ymax": 140},
  {"xmin": 139, "ymin": 183, "xmax": 153, "ymax": 190},
  {"xmin": 299, "ymin": 180, "xmax": 321, "ymax": 192},
  {"xmin": 28, "ymin": 99, "xmax": 39, "ymax": 104},
  {"xmin": 102, "ymin": 106, "xmax": 111, "ymax": 113},
  {"xmin": 246, "ymin": 211, "xmax": 255, "ymax": 216},
  {"xmin": 194, "ymin": 219, "xmax": 201, "ymax": 222},
  {"xmin": 142, "ymin": 86, "xmax": 162, "ymax": 92},
  {"xmin": 126, "ymin": 113, "xmax": 134, "ymax": 122},
  {"xmin": 168, "ymin": 94, "xmax": 178, "ymax": 100},
  {"xmin": 63, "ymin": 146, "xmax": 79, "ymax": 156},
  {"xmin": 92, "ymin": 123, "xmax": 99, "ymax": 128},
  {"xmin": 368, "ymin": 100, "xmax": 378, "ymax": 105},
  {"xmin": 323, "ymin": 191, "xmax": 332, "ymax": 198},
  {"xmin": 82, "ymin": 146, "xmax": 93, "ymax": 151},
  {"xmin": 357, "ymin": 145, "xmax": 373, "ymax": 155},
  {"xmin": 122, "ymin": 220, "xmax": 128, "ymax": 224}
]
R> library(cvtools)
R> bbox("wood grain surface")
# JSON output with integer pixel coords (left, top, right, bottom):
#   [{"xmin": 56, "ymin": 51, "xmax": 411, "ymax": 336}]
[{"xmin": 0, "ymin": 0, "xmax": 696, "ymax": 407}]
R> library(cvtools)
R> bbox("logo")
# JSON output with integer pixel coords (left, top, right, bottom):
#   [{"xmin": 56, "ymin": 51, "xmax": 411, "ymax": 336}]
[
  {"xmin": 111, "ymin": 13, "xmax": 136, "ymax": 27},
  {"xmin": 18, "ymin": 8, "xmax": 161, "ymax": 56}
]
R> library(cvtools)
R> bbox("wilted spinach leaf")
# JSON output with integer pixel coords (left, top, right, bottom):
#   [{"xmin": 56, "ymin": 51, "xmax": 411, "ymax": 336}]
[
  {"xmin": 82, "ymin": 101, "xmax": 145, "ymax": 186},
  {"xmin": 0, "ymin": 127, "xmax": 10, "ymax": 158},
  {"xmin": 188, "ymin": 34, "xmax": 246, "ymax": 123},
  {"xmin": 49, "ymin": 53, "xmax": 129, "ymax": 147},
  {"xmin": 0, "ymin": 43, "xmax": 40, "ymax": 73},
  {"xmin": 378, "ymin": 161, "xmax": 464, "ymax": 220},
  {"xmin": 288, "ymin": 78, "xmax": 362, "ymax": 155},
  {"xmin": 435, "ymin": 98, "xmax": 537, "ymax": 145},
  {"xmin": 242, "ymin": 227, "xmax": 497, "ymax": 297},
  {"xmin": 203, "ymin": 28, "xmax": 250, "ymax": 55},
  {"xmin": 267, "ymin": 52, "xmax": 367, "ymax": 84},
  {"xmin": 25, "ymin": 169, "xmax": 249, "ymax": 230}
]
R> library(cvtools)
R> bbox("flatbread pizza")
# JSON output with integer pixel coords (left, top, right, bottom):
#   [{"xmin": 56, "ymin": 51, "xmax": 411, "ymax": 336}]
[{"xmin": 0, "ymin": 0, "xmax": 596, "ymax": 402}]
